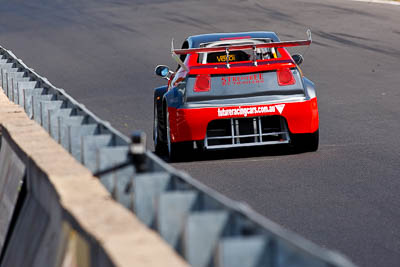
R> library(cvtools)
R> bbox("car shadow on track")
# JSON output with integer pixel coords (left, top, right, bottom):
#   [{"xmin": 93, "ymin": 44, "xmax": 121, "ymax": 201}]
[{"xmin": 156, "ymin": 144, "xmax": 306, "ymax": 164}]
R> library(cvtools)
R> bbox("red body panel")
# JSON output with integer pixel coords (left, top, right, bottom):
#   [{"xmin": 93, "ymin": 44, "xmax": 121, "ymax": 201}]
[{"xmin": 168, "ymin": 97, "xmax": 319, "ymax": 143}]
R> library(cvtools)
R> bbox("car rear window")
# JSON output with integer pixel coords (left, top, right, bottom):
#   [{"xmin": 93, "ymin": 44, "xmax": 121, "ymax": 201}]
[{"xmin": 197, "ymin": 39, "xmax": 282, "ymax": 64}]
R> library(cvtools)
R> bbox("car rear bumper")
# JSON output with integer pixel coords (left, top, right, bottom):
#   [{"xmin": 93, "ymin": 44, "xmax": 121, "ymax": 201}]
[{"xmin": 167, "ymin": 97, "xmax": 319, "ymax": 145}]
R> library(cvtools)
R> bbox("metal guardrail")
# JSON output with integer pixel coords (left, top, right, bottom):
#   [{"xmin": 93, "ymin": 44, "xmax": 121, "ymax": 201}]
[{"xmin": 0, "ymin": 44, "xmax": 357, "ymax": 267}]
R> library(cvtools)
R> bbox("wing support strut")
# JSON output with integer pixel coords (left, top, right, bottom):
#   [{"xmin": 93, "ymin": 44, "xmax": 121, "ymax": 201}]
[{"xmin": 225, "ymin": 48, "xmax": 230, "ymax": 69}]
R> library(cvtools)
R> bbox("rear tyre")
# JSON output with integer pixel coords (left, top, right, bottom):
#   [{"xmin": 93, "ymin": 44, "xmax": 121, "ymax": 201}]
[
  {"xmin": 166, "ymin": 108, "xmax": 193, "ymax": 161},
  {"xmin": 290, "ymin": 129, "xmax": 319, "ymax": 152},
  {"xmin": 168, "ymin": 142, "xmax": 193, "ymax": 161},
  {"xmin": 154, "ymin": 105, "xmax": 167, "ymax": 155}
]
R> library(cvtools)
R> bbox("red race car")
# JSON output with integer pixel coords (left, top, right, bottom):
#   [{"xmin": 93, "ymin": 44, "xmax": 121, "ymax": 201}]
[{"xmin": 154, "ymin": 30, "xmax": 318, "ymax": 159}]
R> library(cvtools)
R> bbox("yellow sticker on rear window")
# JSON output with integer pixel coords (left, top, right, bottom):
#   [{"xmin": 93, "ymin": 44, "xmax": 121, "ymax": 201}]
[{"xmin": 216, "ymin": 54, "xmax": 236, "ymax": 62}]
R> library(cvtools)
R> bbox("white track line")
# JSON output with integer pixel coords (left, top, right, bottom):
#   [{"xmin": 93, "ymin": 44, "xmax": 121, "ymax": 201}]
[{"xmin": 349, "ymin": 0, "xmax": 400, "ymax": 5}]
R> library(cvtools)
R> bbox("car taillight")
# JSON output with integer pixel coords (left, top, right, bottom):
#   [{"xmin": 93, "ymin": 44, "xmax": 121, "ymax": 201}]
[
  {"xmin": 193, "ymin": 74, "xmax": 211, "ymax": 92},
  {"xmin": 277, "ymin": 68, "xmax": 295, "ymax": 86}
]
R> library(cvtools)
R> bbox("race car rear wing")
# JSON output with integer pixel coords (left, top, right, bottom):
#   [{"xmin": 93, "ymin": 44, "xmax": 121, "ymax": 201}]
[{"xmin": 172, "ymin": 29, "xmax": 312, "ymax": 69}]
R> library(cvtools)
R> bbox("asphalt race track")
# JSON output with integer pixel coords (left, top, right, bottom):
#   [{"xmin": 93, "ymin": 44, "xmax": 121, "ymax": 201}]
[{"xmin": 1, "ymin": 0, "xmax": 399, "ymax": 266}]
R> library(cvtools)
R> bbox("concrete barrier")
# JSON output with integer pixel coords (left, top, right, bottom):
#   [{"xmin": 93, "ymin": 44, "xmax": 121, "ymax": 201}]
[
  {"xmin": 0, "ymin": 118, "xmax": 25, "ymax": 252},
  {"xmin": 0, "ymin": 89, "xmax": 187, "ymax": 266}
]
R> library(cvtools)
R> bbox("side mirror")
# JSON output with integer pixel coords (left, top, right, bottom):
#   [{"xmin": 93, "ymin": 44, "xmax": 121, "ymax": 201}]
[
  {"xmin": 155, "ymin": 65, "xmax": 172, "ymax": 80},
  {"xmin": 292, "ymin": 54, "xmax": 304, "ymax": 65}
]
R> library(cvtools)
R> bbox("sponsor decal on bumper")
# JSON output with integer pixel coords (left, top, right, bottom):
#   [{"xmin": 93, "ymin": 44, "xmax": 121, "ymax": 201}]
[{"xmin": 217, "ymin": 104, "xmax": 285, "ymax": 117}]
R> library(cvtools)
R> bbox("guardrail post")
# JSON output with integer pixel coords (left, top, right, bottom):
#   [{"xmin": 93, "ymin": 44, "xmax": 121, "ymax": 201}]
[
  {"xmin": 32, "ymin": 94, "xmax": 54, "ymax": 124},
  {"xmin": 11, "ymin": 78, "xmax": 33, "ymax": 104},
  {"xmin": 6, "ymin": 72, "xmax": 26, "ymax": 100},
  {"xmin": 81, "ymin": 135, "xmax": 113, "ymax": 172},
  {"xmin": 57, "ymin": 116, "xmax": 86, "ymax": 148},
  {"xmin": 68, "ymin": 124, "xmax": 98, "ymax": 160},
  {"xmin": 183, "ymin": 211, "xmax": 229, "ymax": 267},
  {"xmin": 157, "ymin": 191, "xmax": 198, "ymax": 250},
  {"xmin": 96, "ymin": 146, "xmax": 133, "ymax": 207},
  {"xmin": 215, "ymin": 236, "xmax": 269, "ymax": 267},
  {"xmin": 15, "ymin": 81, "xmax": 37, "ymax": 107},
  {"xmin": 23, "ymin": 88, "xmax": 45, "ymax": 118},
  {"xmin": 48, "ymin": 108, "xmax": 73, "ymax": 139},
  {"xmin": 40, "ymin": 101, "xmax": 63, "ymax": 131},
  {"xmin": 1, "ymin": 68, "xmax": 6, "ymax": 92},
  {"xmin": 134, "ymin": 172, "xmax": 170, "ymax": 228}
]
